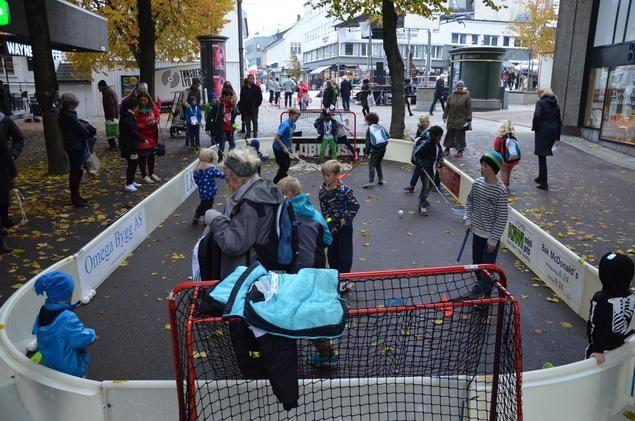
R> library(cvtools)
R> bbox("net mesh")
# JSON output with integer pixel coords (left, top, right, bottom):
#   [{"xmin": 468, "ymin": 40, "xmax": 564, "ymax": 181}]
[
  {"xmin": 280, "ymin": 109, "xmax": 361, "ymax": 159},
  {"xmin": 169, "ymin": 266, "xmax": 522, "ymax": 421}
]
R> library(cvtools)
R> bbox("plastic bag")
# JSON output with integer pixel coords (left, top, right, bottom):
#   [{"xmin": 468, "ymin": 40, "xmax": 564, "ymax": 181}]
[{"xmin": 85, "ymin": 152, "xmax": 101, "ymax": 175}]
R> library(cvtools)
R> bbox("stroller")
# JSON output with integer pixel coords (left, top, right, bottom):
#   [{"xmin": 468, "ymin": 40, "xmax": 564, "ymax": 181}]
[{"xmin": 167, "ymin": 91, "xmax": 186, "ymax": 138}]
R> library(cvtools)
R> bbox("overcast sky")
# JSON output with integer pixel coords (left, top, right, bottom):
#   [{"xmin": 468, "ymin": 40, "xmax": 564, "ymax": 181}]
[{"xmin": 243, "ymin": 0, "xmax": 305, "ymax": 36}]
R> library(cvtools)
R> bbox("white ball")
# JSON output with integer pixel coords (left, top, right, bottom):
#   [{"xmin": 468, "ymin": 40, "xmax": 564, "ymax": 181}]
[
  {"xmin": 88, "ymin": 289, "xmax": 97, "ymax": 298},
  {"xmin": 81, "ymin": 296, "xmax": 91, "ymax": 304},
  {"xmin": 398, "ymin": 209, "xmax": 404, "ymax": 216},
  {"xmin": 27, "ymin": 338, "xmax": 38, "ymax": 352}
]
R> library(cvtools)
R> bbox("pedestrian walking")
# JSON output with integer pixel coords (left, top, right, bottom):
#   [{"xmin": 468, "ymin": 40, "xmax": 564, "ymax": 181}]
[
  {"xmin": 492, "ymin": 120, "xmax": 520, "ymax": 189},
  {"xmin": 97, "ymin": 80, "xmax": 119, "ymax": 150},
  {"xmin": 266, "ymin": 75, "xmax": 276, "ymax": 105},
  {"xmin": 532, "ymin": 87, "xmax": 562, "ymax": 191},
  {"xmin": 322, "ymin": 79, "xmax": 336, "ymax": 110},
  {"xmin": 442, "ymin": 80, "xmax": 472, "ymax": 158},
  {"xmin": 274, "ymin": 77, "xmax": 282, "ymax": 106},
  {"xmin": 135, "ymin": 92, "xmax": 161, "ymax": 183},
  {"xmin": 405, "ymin": 79, "xmax": 415, "ymax": 117},
  {"xmin": 282, "ymin": 77, "xmax": 297, "ymax": 108},
  {"xmin": 58, "ymin": 93, "xmax": 96, "ymax": 208},
  {"xmin": 340, "ymin": 76, "xmax": 352, "ymax": 110},
  {"xmin": 360, "ymin": 79, "xmax": 371, "ymax": 117},
  {"xmin": 239, "ymin": 74, "xmax": 263, "ymax": 139},
  {"xmin": 298, "ymin": 79, "xmax": 310, "ymax": 110},
  {"xmin": 430, "ymin": 76, "xmax": 445, "ymax": 115}
]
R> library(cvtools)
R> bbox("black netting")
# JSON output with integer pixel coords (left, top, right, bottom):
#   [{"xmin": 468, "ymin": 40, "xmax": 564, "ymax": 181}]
[{"xmin": 169, "ymin": 267, "xmax": 522, "ymax": 421}]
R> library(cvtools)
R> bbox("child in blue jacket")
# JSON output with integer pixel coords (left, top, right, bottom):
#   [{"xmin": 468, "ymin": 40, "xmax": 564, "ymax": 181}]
[
  {"xmin": 31, "ymin": 271, "xmax": 96, "ymax": 377},
  {"xmin": 192, "ymin": 147, "xmax": 225, "ymax": 224},
  {"xmin": 185, "ymin": 95, "xmax": 202, "ymax": 148}
]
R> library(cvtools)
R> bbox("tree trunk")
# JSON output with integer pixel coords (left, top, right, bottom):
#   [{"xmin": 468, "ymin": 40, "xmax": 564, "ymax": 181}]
[
  {"xmin": 24, "ymin": 0, "xmax": 68, "ymax": 175},
  {"xmin": 136, "ymin": 0, "xmax": 156, "ymax": 98},
  {"xmin": 382, "ymin": 0, "xmax": 405, "ymax": 139}
]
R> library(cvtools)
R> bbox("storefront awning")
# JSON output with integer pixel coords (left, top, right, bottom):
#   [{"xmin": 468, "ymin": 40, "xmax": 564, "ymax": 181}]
[{"xmin": 309, "ymin": 65, "xmax": 331, "ymax": 75}]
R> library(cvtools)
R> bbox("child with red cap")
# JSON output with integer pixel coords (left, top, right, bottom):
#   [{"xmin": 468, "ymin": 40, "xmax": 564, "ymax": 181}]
[{"xmin": 32, "ymin": 271, "xmax": 96, "ymax": 377}]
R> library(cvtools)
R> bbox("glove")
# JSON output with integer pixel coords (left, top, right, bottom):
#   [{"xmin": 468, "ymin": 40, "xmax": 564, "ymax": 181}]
[{"xmin": 204, "ymin": 209, "xmax": 224, "ymax": 225}]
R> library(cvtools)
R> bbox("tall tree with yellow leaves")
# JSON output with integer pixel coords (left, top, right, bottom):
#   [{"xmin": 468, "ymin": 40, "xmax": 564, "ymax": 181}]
[
  {"xmin": 507, "ymin": 0, "xmax": 557, "ymax": 89},
  {"xmin": 67, "ymin": 0, "xmax": 233, "ymax": 97}
]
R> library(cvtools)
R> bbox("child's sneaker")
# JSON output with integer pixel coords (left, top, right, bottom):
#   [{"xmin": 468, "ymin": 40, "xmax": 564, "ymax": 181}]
[
  {"xmin": 307, "ymin": 351, "xmax": 339, "ymax": 368},
  {"xmin": 124, "ymin": 184, "xmax": 138, "ymax": 192},
  {"xmin": 143, "ymin": 176, "xmax": 154, "ymax": 184},
  {"xmin": 419, "ymin": 205, "xmax": 428, "ymax": 216},
  {"xmin": 191, "ymin": 216, "xmax": 199, "ymax": 225},
  {"xmin": 377, "ymin": 179, "xmax": 384, "ymax": 185},
  {"xmin": 403, "ymin": 186, "xmax": 415, "ymax": 193},
  {"xmin": 132, "ymin": 181, "xmax": 142, "ymax": 188},
  {"xmin": 362, "ymin": 181, "xmax": 377, "ymax": 189},
  {"xmin": 150, "ymin": 174, "xmax": 161, "ymax": 182}
]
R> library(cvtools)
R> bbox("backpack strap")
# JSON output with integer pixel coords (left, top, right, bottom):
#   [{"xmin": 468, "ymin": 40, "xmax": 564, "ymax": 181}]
[{"xmin": 224, "ymin": 260, "xmax": 261, "ymax": 316}]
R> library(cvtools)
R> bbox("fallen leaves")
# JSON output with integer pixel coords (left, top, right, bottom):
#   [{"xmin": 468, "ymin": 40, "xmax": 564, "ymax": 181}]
[
  {"xmin": 559, "ymin": 322, "xmax": 573, "ymax": 328},
  {"xmin": 546, "ymin": 296, "xmax": 560, "ymax": 303}
]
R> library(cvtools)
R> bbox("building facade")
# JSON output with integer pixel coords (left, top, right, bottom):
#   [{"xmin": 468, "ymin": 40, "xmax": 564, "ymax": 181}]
[
  {"xmin": 257, "ymin": 0, "xmax": 531, "ymax": 85},
  {"xmin": 552, "ymin": 0, "xmax": 634, "ymax": 154},
  {"xmin": 245, "ymin": 35, "xmax": 276, "ymax": 68}
]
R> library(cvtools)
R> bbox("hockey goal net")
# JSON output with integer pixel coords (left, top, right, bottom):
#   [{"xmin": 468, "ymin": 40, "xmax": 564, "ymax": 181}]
[
  {"xmin": 280, "ymin": 109, "xmax": 361, "ymax": 160},
  {"xmin": 168, "ymin": 265, "xmax": 522, "ymax": 421}
]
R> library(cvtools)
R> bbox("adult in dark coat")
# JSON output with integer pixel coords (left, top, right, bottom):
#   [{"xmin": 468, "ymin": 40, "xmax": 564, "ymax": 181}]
[
  {"xmin": 340, "ymin": 77, "xmax": 352, "ymax": 110},
  {"xmin": 98, "ymin": 80, "xmax": 120, "ymax": 150},
  {"xmin": 360, "ymin": 79, "xmax": 371, "ymax": 117},
  {"xmin": 0, "ymin": 130, "xmax": 15, "ymax": 253},
  {"xmin": 0, "ymin": 111, "xmax": 24, "ymax": 227},
  {"xmin": 58, "ymin": 93, "xmax": 94, "ymax": 208},
  {"xmin": 405, "ymin": 79, "xmax": 415, "ymax": 117},
  {"xmin": 322, "ymin": 80, "xmax": 335, "ymax": 110},
  {"xmin": 119, "ymin": 97, "xmax": 145, "ymax": 193},
  {"xmin": 532, "ymin": 87, "xmax": 562, "ymax": 190},
  {"xmin": 239, "ymin": 74, "xmax": 263, "ymax": 139},
  {"xmin": 430, "ymin": 76, "xmax": 445, "ymax": 115}
]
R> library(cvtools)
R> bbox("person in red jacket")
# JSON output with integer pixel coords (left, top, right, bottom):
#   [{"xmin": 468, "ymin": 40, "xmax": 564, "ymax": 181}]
[
  {"xmin": 492, "ymin": 120, "xmax": 519, "ymax": 189},
  {"xmin": 135, "ymin": 93, "xmax": 161, "ymax": 184},
  {"xmin": 297, "ymin": 80, "xmax": 310, "ymax": 110}
]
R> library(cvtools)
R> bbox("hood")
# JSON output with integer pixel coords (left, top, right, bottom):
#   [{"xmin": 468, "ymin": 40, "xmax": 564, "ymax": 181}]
[
  {"xmin": 289, "ymin": 194, "xmax": 316, "ymax": 218},
  {"xmin": 541, "ymin": 95, "xmax": 558, "ymax": 107},
  {"xmin": 238, "ymin": 178, "xmax": 284, "ymax": 206},
  {"xmin": 32, "ymin": 308, "xmax": 73, "ymax": 337},
  {"xmin": 599, "ymin": 252, "xmax": 634, "ymax": 297}
]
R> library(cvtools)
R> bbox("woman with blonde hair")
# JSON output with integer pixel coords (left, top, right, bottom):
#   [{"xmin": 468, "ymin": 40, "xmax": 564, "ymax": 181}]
[
  {"xmin": 532, "ymin": 87, "xmax": 561, "ymax": 190},
  {"xmin": 492, "ymin": 120, "xmax": 519, "ymax": 189}
]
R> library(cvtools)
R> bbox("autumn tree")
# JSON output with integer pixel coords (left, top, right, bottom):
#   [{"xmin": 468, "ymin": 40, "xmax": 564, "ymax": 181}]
[
  {"xmin": 25, "ymin": 1, "xmax": 67, "ymax": 174},
  {"xmin": 507, "ymin": 0, "xmax": 557, "ymax": 89},
  {"xmin": 67, "ymin": 0, "xmax": 233, "ymax": 96},
  {"xmin": 288, "ymin": 53, "xmax": 302, "ymax": 79}
]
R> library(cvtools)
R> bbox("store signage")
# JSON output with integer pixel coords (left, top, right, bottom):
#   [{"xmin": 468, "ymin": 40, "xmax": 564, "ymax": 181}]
[
  {"xmin": 628, "ymin": 43, "xmax": 635, "ymax": 63},
  {"xmin": 0, "ymin": 0, "xmax": 9, "ymax": 26},
  {"xmin": 4, "ymin": 41, "xmax": 64, "ymax": 60}
]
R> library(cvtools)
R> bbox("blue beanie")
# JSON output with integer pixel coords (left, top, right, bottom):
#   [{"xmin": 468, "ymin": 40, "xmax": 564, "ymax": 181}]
[
  {"xmin": 34, "ymin": 271, "xmax": 74, "ymax": 303},
  {"xmin": 480, "ymin": 151, "xmax": 504, "ymax": 174}
]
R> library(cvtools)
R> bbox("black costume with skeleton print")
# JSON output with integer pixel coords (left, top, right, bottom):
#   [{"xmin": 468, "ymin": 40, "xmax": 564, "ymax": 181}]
[{"xmin": 586, "ymin": 252, "xmax": 635, "ymax": 358}]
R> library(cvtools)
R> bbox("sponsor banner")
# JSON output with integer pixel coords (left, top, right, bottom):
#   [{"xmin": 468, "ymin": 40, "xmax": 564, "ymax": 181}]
[
  {"xmin": 439, "ymin": 166, "xmax": 461, "ymax": 199},
  {"xmin": 505, "ymin": 210, "xmax": 585, "ymax": 308},
  {"xmin": 75, "ymin": 207, "xmax": 147, "ymax": 292},
  {"xmin": 185, "ymin": 167, "xmax": 197, "ymax": 197}
]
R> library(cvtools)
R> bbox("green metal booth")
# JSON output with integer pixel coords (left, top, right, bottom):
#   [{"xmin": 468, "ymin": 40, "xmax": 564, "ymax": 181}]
[{"xmin": 449, "ymin": 47, "xmax": 505, "ymax": 111}]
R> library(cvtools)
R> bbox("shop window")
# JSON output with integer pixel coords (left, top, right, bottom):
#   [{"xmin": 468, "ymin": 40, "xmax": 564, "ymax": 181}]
[
  {"xmin": 344, "ymin": 43, "xmax": 354, "ymax": 56},
  {"xmin": 600, "ymin": 65, "xmax": 635, "ymax": 144},
  {"xmin": 503, "ymin": 36, "xmax": 511, "ymax": 47},
  {"xmin": 584, "ymin": 67, "xmax": 609, "ymax": 128}
]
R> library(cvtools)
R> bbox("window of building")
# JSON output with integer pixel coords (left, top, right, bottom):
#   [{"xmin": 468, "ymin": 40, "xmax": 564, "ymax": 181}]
[
  {"xmin": 344, "ymin": 43, "xmax": 354, "ymax": 56},
  {"xmin": 503, "ymin": 36, "xmax": 511, "ymax": 47},
  {"xmin": 584, "ymin": 68, "xmax": 609, "ymax": 128},
  {"xmin": 600, "ymin": 65, "xmax": 635, "ymax": 144},
  {"xmin": 471, "ymin": 35, "xmax": 479, "ymax": 45},
  {"xmin": 483, "ymin": 35, "xmax": 498, "ymax": 46},
  {"xmin": 1, "ymin": 56, "xmax": 14, "ymax": 75},
  {"xmin": 626, "ymin": 1, "xmax": 635, "ymax": 41},
  {"xmin": 452, "ymin": 33, "xmax": 459, "ymax": 44},
  {"xmin": 360, "ymin": 43, "xmax": 367, "ymax": 56},
  {"xmin": 290, "ymin": 42, "xmax": 301, "ymax": 55},
  {"xmin": 372, "ymin": 43, "xmax": 384, "ymax": 57},
  {"xmin": 451, "ymin": 33, "xmax": 468, "ymax": 44},
  {"xmin": 459, "ymin": 34, "xmax": 467, "ymax": 44},
  {"xmin": 594, "ymin": 0, "xmax": 620, "ymax": 46},
  {"xmin": 514, "ymin": 38, "xmax": 521, "ymax": 47}
]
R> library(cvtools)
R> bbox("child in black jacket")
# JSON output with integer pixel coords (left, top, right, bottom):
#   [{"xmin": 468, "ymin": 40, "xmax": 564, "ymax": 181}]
[{"xmin": 586, "ymin": 252, "xmax": 634, "ymax": 364}]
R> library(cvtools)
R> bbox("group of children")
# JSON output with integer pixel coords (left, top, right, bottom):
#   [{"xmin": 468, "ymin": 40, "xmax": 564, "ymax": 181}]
[{"xmin": 27, "ymin": 107, "xmax": 634, "ymax": 378}]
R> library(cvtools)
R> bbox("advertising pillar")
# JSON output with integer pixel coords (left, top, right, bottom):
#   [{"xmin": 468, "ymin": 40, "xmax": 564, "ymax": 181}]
[{"xmin": 197, "ymin": 35, "xmax": 228, "ymax": 101}]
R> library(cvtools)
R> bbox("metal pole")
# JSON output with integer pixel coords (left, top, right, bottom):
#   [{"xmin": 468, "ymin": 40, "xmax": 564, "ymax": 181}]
[
  {"xmin": 237, "ymin": 0, "xmax": 245, "ymax": 80},
  {"xmin": 368, "ymin": 33, "xmax": 373, "ymax": 83},
  {"xmin": 427, "ymin": 29, "xmax": 432, "ymax": 82},
  {"xmin": 406, "ymin": 28, "xmax": 411, "ymax": 80}
]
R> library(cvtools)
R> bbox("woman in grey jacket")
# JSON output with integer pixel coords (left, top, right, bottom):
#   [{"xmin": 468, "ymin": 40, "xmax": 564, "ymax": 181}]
[{"xmin": 203, "ymin": 148, "xmax": 284, "ymax": 279}]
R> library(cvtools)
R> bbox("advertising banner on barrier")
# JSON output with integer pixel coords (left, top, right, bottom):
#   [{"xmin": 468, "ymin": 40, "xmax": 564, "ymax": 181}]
[
  {"xmin": 184, "ymin": 166, "xmax": 197, "ymax": 197},
  {"xmin": 505, "ymin": 210, "xmax": 586, "ymax": 309},
  {"xmin": 75, "ymin": 207, "xmax": 147, "ymax": 292}
]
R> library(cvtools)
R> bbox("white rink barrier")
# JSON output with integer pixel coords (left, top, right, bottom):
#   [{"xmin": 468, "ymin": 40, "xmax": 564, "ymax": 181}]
[{"xmin": 0, "ymin": 137, "xmax": 632, "ymax": 420}]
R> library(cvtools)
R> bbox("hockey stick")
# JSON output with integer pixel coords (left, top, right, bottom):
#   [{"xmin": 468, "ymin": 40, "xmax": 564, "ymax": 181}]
[
  {"xmin": 457, "ymin": 229, "xmax": 470, "ymax": 262},
  {"xmin": 289, "ymin": 152, "xmax": 322, "ymax": 172},
  {"xmin": 420, "ymin": 168, "xmax": 465, "ymax": 218}
]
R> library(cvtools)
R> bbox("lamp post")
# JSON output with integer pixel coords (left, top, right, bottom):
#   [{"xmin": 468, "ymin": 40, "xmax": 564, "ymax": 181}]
[{"xmin": 237, "ymin": 0, "xmax": 244, "ymax": 79}]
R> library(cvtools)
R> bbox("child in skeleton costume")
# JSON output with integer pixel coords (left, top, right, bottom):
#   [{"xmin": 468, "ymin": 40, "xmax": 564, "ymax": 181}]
[{"xmin": 586, "ymin": 252, "xmax": 635, "ymax": 364}]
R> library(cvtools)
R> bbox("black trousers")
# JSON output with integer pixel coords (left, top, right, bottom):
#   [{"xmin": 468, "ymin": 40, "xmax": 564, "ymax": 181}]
[
  {"xmin": 368, "ymin": 148, "xmax": 385, "ymax": 182},
  {"xmin": 538, "ymin": 155, "xmax": 548, "ymax": 184},
  {"xmin": 430, "ymin": 96, "xmax": 445, "ymax": 114},
  {"xmin": 126, "ymin": 157, "xmax": 138, "ymax": 185},
  {"xmin": 328, "ymin": 223, "xmax": 353, "ymax": 273},
  {"xmin": 362, "ymin": 105, "xmax": 370, "ymax": 117},
  {"xmin": 273, "ymin": 148, "xmax": 290, "ymax": 184},
  {"xmin": 269, "ymin": 90, "xmax": 274, "ymax": 103},
  {"xmin": 66, "ymin": 149, "xmax": 84, "ymax": 202},
  {"xmin": 472, "ymin": 234, "xmax": 500, "ymax": 293},
  {"xmin": 284, "ymin": 92, "xmax": 293, "ymax": 108},
  {"xmin": 138, "ymin": 150, "xmax": 155, "ymax": 177},
  {"xmin": 341, "ymin": 95, "xmax": 350, "ymax": 110},
  {"xmin": 0, "ymin": 191, "xmax": 9, "ymax": 227},
  {"xmin": 194, "ymin": 198, "xmax": 214, "ymax": 219},
  {"xmin": 405, "ymin": 96, "xmax": 413, "ymax": 115}
]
